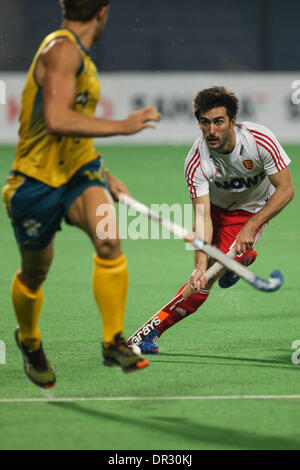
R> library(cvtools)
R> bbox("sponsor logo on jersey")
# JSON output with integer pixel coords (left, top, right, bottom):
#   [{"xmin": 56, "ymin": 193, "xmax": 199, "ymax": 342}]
[
  {"xmin": 214, "ymin": 171, "xmax": 266, "ymax": 190},
  {"xmin": 242, "ymin": 159, "xmax": 254, "ymax": 170},
  {"xmin": 75, "ymin": 91, "xmax": 88, "ymax": 106},
  {"xmin": 240, "ymin": 145, "xmax": 245, "ymax": 156}
]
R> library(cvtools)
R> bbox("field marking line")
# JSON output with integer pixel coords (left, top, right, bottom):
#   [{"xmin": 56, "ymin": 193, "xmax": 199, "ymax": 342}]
[{"xmin": 0, "ymin": 394, "xmax": 300, "ymax": 404}]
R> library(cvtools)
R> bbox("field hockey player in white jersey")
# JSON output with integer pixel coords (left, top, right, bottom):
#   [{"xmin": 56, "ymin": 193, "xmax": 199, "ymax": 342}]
[{"xmin": 137, "ymin": 86, "xmax": 294, "ymax": 354}]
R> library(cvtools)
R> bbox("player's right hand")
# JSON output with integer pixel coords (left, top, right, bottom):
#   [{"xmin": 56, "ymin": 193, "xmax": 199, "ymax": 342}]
[
  {"xmin": 235, "ymin": 222, "xmax": 256, "ymax": 255},
  {"xmin": 122, "ymin": 106, "xmax": 161, "ymax": 135}
]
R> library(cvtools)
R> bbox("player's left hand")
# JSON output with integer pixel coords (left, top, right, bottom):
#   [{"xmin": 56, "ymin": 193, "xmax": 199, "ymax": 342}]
[
  {"xmin": 106, "ymin": 173, "xmax": 130, "ymax": 201},
  {"xmin": 190, "ymin": 267, "xmax": 208, "ymax": 292},
  {"xmin": 235, "ymin": 223, "xmax": 257, "ymax": 255}
]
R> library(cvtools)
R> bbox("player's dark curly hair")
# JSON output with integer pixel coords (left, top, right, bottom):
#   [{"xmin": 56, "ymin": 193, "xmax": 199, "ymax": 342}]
[
  {"xmin": 59, "ymin": 0, "xmax": 110, "ymax": 22},
  {"xmin": 193, "ymin": 86, "xmax": 239, "ymax": 122}
]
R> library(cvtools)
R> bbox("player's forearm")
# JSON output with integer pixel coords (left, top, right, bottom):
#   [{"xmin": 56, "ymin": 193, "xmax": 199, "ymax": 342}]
[
  {"xmin": 246, "ymin": 186, "xmax": 294, "ymax": 230},
  {"xmin": 193, "ymin": 216, "xmax": 213, "ymax": 269},
  {"xmin": 45, "ymin": 109, "xmax": 127, "ymax": 137}
]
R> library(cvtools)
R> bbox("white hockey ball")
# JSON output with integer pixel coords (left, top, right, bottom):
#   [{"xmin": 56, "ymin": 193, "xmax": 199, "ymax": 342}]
[{"xmin": 129, "ymin": 344, "xmax": 141, "ymax": 355}]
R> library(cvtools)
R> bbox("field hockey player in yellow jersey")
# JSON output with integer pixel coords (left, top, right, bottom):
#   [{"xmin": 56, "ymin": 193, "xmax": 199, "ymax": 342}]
[{"xmin": 2, "ymin": 0, "xmax": 160, "ymax": 388}]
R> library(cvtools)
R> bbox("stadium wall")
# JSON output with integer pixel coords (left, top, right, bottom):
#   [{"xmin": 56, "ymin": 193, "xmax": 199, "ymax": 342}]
[{"xmin": 0, "ymin": 72, "xmax": 300, "ymax": 144}]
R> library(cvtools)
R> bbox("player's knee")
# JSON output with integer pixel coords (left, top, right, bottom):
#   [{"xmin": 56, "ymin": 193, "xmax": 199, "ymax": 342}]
[
  {"xmin": 95, "ymin": 238, "xmax": 121, "ymax": 260},
  {"xmin": 20, "ymin": 266, "xmax": 50, "ymax": 290}
]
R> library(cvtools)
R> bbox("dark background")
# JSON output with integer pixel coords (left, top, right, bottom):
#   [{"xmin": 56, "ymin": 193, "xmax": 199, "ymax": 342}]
[{"xmin": 0, "ymin": 0, "xmax": 299, "ymax": 72}]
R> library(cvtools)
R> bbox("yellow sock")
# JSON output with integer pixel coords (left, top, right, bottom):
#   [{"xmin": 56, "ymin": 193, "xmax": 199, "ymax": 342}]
[
  {"xmin": 93, "ymin": 253, "xmax": 128, "ymax": 344},
  {"xmin": 11, "ymin": 272, "xmax": 43, "ymax": 351}
]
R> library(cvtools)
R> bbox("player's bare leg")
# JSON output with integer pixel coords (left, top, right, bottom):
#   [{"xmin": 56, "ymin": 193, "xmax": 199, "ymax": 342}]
[
  {"xmin": 67, "ymin": 185, "xmax": 149, "ymax": 373},
  {"xmin": 13, "ymin": 241, "xmax": 56, "ymax": 388},
  {"xmin": 19, "ymin": 240, "xmax": 54, "ymax": 291}
]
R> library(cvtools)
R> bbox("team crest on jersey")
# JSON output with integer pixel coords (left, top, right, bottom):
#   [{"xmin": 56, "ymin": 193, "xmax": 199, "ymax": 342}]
[{"xmin": 242, "ymin": 159, "xmax": 254, "ymax": 170}]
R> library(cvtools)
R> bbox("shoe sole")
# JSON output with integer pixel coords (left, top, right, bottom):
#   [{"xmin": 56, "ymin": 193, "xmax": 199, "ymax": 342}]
[
  {"xmin": 103, "ymin": 358, "xmax": 119, "ymax": 368},
  {"xmin": 122, "ymin": 358, "xmax": 149, "ymax": 374},
  {"xmin": 14, "ymin": 329, "xmax": 56, "ymax": 389},
  {"xmin": 140, "ymin": 349, "xmax": 159, "ymax": 355},
  {"xmin": 103, "ymin": 357, "xmax": 149, "ymax": 373}
]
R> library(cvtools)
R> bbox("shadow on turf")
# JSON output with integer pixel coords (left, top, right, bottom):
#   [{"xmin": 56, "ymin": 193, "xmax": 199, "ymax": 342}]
[
  {"xmin": 48, "ymin": 401, "xmax": 300, "ymax": 450},
  {"xmin": 155, "ymin": 353, "xmax": 296, "ymax": 370}
]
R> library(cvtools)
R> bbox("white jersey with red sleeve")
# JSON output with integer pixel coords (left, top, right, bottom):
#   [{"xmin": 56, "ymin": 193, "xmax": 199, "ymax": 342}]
[{"xmin": 184, "ymin": 121, "xmax": 291, "ymax": 213}]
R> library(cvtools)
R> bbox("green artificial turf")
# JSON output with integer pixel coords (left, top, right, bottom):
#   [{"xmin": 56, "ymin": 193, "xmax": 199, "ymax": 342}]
[{"xmin": 0, "ymin": 144, "xmax": 299, "ymax": 450}]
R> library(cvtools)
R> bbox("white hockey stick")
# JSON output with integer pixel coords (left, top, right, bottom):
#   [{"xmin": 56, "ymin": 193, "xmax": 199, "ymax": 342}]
[{"xmin": 119, "ymin": 194, "xmax": 283, "ymax": 293}]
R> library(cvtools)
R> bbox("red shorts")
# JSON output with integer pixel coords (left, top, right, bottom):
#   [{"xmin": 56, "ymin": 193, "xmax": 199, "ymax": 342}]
[{"xmin": 210, "ymin": 204, "xmax": 265, "ymax": 254}]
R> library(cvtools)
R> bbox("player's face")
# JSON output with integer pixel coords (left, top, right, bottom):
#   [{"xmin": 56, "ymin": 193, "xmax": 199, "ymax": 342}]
[{"xmin": 199, "ymin": 107, "xmax": 236, "ymax": 153}]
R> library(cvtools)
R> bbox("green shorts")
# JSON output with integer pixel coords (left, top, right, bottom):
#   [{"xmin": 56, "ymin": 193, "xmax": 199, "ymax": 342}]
[{"xmin": 3, "ymin": 156, "xmax": 108, "ymax": 250}]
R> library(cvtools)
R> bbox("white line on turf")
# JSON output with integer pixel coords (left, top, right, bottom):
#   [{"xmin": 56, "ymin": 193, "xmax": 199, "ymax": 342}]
[{"xmin": 0, "ymin": 394, "xmax": 300, "ymax": 404}]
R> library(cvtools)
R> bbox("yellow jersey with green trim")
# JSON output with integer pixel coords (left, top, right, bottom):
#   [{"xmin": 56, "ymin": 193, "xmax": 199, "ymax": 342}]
[{"xmin": 12, "ymin": 29, "xmax": 100, "ymax": 188}]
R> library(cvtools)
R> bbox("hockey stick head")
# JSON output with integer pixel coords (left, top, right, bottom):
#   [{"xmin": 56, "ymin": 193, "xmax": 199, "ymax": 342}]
[
  {"xmin": 192, "ymin": 238, "xmax": 284, "ymax": 293},
  {"xmin": 249, "ymin": 270, "xmax": 283, "ymax": 292}
]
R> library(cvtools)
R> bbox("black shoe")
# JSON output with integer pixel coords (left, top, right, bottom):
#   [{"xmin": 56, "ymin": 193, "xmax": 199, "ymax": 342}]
[
  {"xmin": 218, "ymin": 249, "xmax": 258, "ymax": 289},
  {"xmin": 102, "ymin": 333, "xmax": 149, "ymax": 373},
  {"xmin": 14, "ymin": 327, "xmax": 56, "ymax": 389}
]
